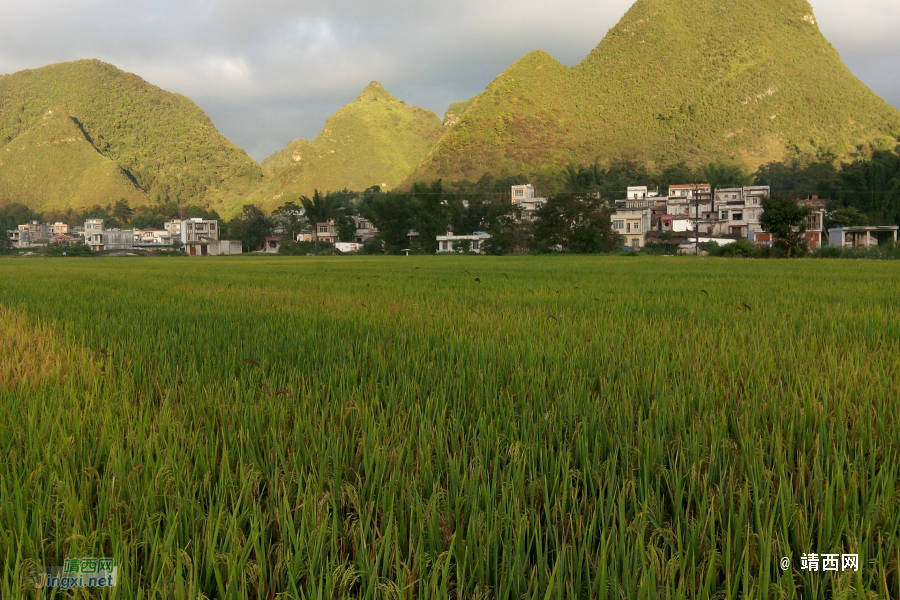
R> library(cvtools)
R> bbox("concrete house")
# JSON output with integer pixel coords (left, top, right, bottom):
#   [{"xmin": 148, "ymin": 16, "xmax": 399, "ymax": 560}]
[
  {"xmin": 179, "ymin": 218, "xmax": 240, "ymax": 256},
  {"xmin": 829, "ymin": 226, "xmax": 899, "ymax": 249},
  {"xmin": 352, "ymin": 216, "xmax": 378, "ymax": 244},
  {"xmin": 511, "ymin": 184, "xmax": 547, "ymax": 220},
  {"xmin": 666, "ymin": 184, "xmax": 712, "ymax": 217},
  {"xmin": 436, "ymin": 232, "xmax": 492, "ymax": 254},
  {"xmin": 315, "ymin": 222, "xmax": 339, "ymax": 244},
  {"xmin": 181, "ymin": 218, "xmax": 218, "ymax": 245},
  {"xmin": 613, "ymin": 208, "xmax": 652, "ymax": 249},
  {"xmin": 83, "ymin": 219, "xmax": 132, "ymax": 252}
]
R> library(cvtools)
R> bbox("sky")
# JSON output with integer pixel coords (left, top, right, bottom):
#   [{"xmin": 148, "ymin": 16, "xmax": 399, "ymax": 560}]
[{"xmin": 0, "ymin": 0, "xmax": 898, "ymax": 162}]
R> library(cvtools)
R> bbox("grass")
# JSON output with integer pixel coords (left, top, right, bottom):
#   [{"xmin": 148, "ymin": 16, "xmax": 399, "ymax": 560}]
[{"xmin": 1, "ymin": 256, "xmax": 899, "ymax": 599}]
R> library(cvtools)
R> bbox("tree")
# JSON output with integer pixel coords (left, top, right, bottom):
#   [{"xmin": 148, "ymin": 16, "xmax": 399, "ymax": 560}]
[
  {"xmin": 760, "ymin": 196, "xmax": 812, "ymax": 258},
  {"xmin": 131, "ymin": 214, "xmax": 166, "ymax": 230},
  {"xmin": 273, "ymin": 201, "xmax": 305, "ymax": 242},
  {"xmin": 362, "ymin": 192, "xmax": 415, "ymax": 254},
  {"xmin": 112, "ymin": 199, "xmax": 135, "ymax": 225},
  {"xmin": 410, "ymin": 181, "xmax": 451, "ymax": 254},
  {"xmin": 335, "ymin": 213, "xmax": 357, "ymax": 242},
  {"xmin": 481, "ymin": 203, "xmax": 530, "ymax": 255},
  {"xmin": 227, "ymin": 205, "xmax": 274, "ymax": 252},
  {"xmin": 0, "ymin": 203, "xmax": 36, "ymax": 253},
  {"xmin": 826, "ymin": 206, "xmax": 869, "ymax": 230},
  {"xmin": 300, "ymin": 191, "xmax": 349, "ymax": 247},
  {"xmin": 533, "ymin": 194, "xmax": 621, "ymax": 254},
  {"xmin": 703, "ymin": 161, "xmax": 753, "ymax": 189}
]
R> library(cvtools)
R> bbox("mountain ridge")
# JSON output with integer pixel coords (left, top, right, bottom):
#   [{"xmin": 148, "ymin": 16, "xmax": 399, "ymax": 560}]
[
  {"xmin": 405, "ymin": 0, "xmax": 900, "ymax": 187},
  {"xmin": 0, "ymin": 59, "xmax": 262, "ymax": 216},
  {"xmin": 247, "ymin": 81, "xmax": 444, "ymax": 211}
]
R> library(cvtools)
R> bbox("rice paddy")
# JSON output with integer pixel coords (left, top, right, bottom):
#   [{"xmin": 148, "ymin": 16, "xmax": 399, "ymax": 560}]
[{"xmin": 1, "ymin": 256, "xmax": 899, "ymax": 599}]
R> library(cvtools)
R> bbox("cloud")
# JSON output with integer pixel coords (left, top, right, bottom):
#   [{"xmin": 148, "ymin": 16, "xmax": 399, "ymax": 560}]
[{"xmin": 0, "ymin": 0, "xmax": 897, "ymax": 161}]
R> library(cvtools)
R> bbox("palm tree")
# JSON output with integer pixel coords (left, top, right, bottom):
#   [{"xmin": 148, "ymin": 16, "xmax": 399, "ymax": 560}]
[{"xmin": 300, "ymin": 191, "xmax": 346, "ymax": 246}]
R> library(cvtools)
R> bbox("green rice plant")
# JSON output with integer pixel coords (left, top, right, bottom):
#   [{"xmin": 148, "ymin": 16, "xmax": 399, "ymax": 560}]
[{"xmin": 1, "ymin": 255, "xmax": 898, "ymax": 599}]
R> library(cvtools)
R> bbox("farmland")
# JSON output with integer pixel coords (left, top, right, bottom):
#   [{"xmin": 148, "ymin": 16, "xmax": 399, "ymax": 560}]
[{"xmin": 1, "ymin": 256, "xmax": 899, "ymax": 599}]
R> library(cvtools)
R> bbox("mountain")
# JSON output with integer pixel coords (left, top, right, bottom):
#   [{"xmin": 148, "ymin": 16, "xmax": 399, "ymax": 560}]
[
  {"xmin": 249, "ymin": 82, "xmax": 444, "ymax": 210},
  {"xmin": 407, "ymin": 0, "xmax": 900, "ymax": 186},
  {"xmin": 0, "ymin": 108, "xmax": 148, "ymax": 213},
  {"xmin": 0, "ymin": 60, "xmax": 262, "ymax": 215}
]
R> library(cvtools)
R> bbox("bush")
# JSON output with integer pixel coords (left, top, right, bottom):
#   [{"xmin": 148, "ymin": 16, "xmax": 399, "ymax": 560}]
[
  {"xmin": 715, "ymin": 240, "xmax": 757, "ymax": 258},
  {"xmin": 39, "ymin": 243, "xmax": 94, "ymax": 257},
  {"xmin": 811, "ymin": 243, "xmax": 900, "ymax": 260},
  {"xmin": 278, "ymin": 241, "xmax": 319, "ymax": 256}
]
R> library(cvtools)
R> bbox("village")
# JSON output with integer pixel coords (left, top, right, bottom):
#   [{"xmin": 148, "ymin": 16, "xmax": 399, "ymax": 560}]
[{"xmin": 5, "ymin": 183, "xmax": 899, "ymax": 255}]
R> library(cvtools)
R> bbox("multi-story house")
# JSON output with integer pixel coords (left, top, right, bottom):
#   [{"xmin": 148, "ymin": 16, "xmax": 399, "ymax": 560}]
[
  {"xmin": 612, "ymin": 208, "xmax": 652, "ymax": 249},
  {"xmin": 697, "ymin": 186, "xmax": 771, "ymax": 238},
  {"xmin": 511, "ymin": 184, "xmax": 548, "ymax": 220},
  {"xmin": 180, "ymin": 218, "xmax": 218, "ymax": 244},
  {"xmin": 352, "ymin": 216, "xmax": 378, "ymax": 244},
  {"xmin": 315, "ymin": 221, "xmax": 340, "ymax": 244},
  {"xmin": 666, "ymin": 184, "xmax": 712, "ymax": 217},
  {"xmin": 164, "ymin": 219, "xmax": 182, "ymax": 238}
]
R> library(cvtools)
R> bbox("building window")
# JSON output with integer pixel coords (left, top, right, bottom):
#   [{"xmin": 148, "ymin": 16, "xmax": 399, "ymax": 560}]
[
  {"xmin": 733, "ymin": 212, "xmax": 743, "ymax": 221},
  {"xmin": 472, "ymin": 241, "xmax": 480, "ymax": 250},
  {"xmin": 613, "ymin": 220, "xmax": 624, "ymax": 231},
  {"xmin": 319, "ymin": 225, "xmax": 328, "ymax": 233}
]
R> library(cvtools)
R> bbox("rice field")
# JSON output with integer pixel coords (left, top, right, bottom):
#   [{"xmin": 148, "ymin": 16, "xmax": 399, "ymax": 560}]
[{"xmin": 1, "ymin": 255, "xmax": 899, "ymax": 599}]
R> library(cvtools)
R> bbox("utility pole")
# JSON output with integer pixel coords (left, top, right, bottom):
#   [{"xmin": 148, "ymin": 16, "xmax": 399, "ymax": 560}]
[{"xmin": 695, "ymin": 186, "xmax": 700, "ymax": 256}]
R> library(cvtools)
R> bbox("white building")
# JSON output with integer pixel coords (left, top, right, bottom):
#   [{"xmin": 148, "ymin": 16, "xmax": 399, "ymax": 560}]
[
  {"xmin": 660, "ymin": 215, "xmax": 696, "ymax": 233},
  {"xmin": 352, "ymin": 216, "xmax": 378, "ymax": 244},
  {"xmin": 335, "ymin": 242, "xmax": 364, "ymax": 253},
  {"xmin": 8, "ymin": 221, "xmax": 51, "ymax": 248},
  {"xmin": 828, "ymin": 226, "xmax": 899, "ymax": 249},
  {"xmin": 181, "ymin": 218, "xmax": 219, "ymax": 244},
  {"xmin": 511, "ymin": 184, "xmax": 548, "ymax": 220},
  {"xmin": 164, "ymin": 219, "xmax": 182, "ymax": 238},
  {"xmin": 436, "ymin": 232, "xmax": 492, "ymax": 254},
  {"xmin": 134, "ymin": 229, "xmax": 172, "ymax": 245},
  {"xmin": 613, "ymin": 209, "xmax": 652, "ymax": 249},
  {"xmin": 183, "ymin": 239, "xmax": 243, "ymax": 256},
  {"xmin": 701, "ymin": 186, "xmax": 770, "ymax": 238},
  {"xmin": 669, "ymin": 184, "xmax": 712, "ymax": 200},
  {"xmin": 86, "ymin": 229, "xmax": 133, "ymax": 252}
]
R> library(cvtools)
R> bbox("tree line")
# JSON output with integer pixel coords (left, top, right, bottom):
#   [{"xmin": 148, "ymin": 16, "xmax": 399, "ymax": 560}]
[{"xmin": 3, "ymin": 144, "xmax": 898, "ymax": 255}]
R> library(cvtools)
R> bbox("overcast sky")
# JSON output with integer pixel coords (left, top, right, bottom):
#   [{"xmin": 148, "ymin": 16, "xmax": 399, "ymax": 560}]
[{"xmin": 1, "ymin": 0, "xmax": 898, "ymax": 161}]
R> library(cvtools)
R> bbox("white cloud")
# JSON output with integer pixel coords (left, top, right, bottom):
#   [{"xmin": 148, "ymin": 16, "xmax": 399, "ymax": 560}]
[{"xmin": 0, "ymin": 0, "xmax": 897, "ymax": 160}]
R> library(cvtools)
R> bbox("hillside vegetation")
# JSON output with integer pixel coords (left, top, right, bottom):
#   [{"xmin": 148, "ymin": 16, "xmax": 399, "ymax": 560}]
[
  {"xmin": 408, "ymin": 0, "xmax": 900, "ymax": 186},
  {"xmin": 0, "ymin": 60, "xmax": 262, "ymax": 215},
  {"xmin": 0, "ymin": 109, "xmax": 148, "ymax": 212},
  {"xmin": 248, "ymin": 83, "xmax": 444, "ymax": 211}
]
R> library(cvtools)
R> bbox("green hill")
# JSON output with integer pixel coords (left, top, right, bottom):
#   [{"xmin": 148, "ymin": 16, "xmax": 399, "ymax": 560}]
[
  {"xmin": 249, "ymin": 82, "xmax": 444, "ymax": 210},
  {"xmin": 0, "ymin": 60, "xmax": 262, "ymax": 215},
  {"xmin": 0, "ymin": 108, "xmax": 148, "ymax": 212},
  {"xmin": 408, "ymin": 0, "xmax": 900, "ymax": 185}
]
